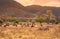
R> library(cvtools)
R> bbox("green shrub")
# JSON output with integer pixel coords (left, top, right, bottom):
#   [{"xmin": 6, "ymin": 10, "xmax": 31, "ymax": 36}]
[
  {"xmin": 11, "ymin": 17, "xmax": 19, "ymax": 24},
  {"xmin": 36, "ymin": 16, "xmax": 46, "ymax": 23}
]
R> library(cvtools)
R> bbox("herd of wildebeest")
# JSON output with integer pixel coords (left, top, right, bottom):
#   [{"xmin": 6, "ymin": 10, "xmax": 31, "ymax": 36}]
[{"xmin": 0, "ymin": 20, "xmax": 60, "ymax": 31}]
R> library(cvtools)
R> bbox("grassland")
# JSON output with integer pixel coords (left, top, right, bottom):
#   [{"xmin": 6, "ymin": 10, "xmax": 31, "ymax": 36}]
[{"xmin": 0, "ymin": 23, "xmax": 60, "ymax": 39}]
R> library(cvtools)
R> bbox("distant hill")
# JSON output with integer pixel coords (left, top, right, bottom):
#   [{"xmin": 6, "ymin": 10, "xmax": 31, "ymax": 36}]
[
  {"xmin": 0, "ymin": 0, "xmax": 60, "ymax": 19},
  {"xmin": 25, "ymin": 5, "xmax": 60, "ymax": 18},
  {"xmin": 0, "ymin": 0, "xmax": 33, "ymax": 18}
]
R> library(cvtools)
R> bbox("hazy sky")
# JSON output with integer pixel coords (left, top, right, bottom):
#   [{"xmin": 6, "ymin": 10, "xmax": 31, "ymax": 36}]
[{"xmin": 15, "ymin": 0, "xmax": 60, "ymax": 7}]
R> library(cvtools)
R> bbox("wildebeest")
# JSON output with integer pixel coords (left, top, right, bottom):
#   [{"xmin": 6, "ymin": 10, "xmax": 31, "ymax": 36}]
[
  {"xmin": 4, "ymin": 23, "xmax": 10, "ymax": 27},
  {"xmin": 31, "ymin": 22, "xmax": 35, "ymax": 27},
  {"xmin": 39, "ymin": 25, "xmax": 53, "ymax": 31},
  {"xmin": 25, "ymin": 23, "xmax": 30, "ymax": 27},
  {"xmin": 13, "ymin": 23, "xmax": 17, "ymax": 27},
  {"xmin": 0, "ymin": 20, "xmax": 3, "ymax": 26}
]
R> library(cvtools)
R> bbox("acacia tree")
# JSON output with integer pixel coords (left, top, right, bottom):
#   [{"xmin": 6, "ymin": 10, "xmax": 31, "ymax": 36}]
[{"xmin": 46, "ymin": 10, "xmax": 56, "ymax": 24}]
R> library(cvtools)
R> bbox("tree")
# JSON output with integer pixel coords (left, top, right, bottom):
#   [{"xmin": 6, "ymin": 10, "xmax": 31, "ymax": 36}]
[{"xmin": 46, "ymin": 10, "xmax": 56, "ymax": 24}]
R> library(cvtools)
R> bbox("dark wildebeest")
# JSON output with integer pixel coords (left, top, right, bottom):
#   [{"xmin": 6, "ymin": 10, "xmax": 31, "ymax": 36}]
[
  {"xmin": 0, "ymin": 20, "xmax": 3, "ymax": 26},
  {"xmin": 31, "ymin": 22, "xmax": 35, "ymax": 27},
  {"xmin": 13, "ymin": 23, "xmax": 17, "ymax": 27},
  {"xmin": 4, "ymin": 23, "xmax": 10, "ymax": 27}
]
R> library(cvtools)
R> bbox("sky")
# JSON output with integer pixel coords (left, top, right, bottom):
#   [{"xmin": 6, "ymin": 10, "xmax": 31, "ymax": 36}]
[{"xmin": 15, "ymin": 0, "xmax": 60, "ymax": 7}]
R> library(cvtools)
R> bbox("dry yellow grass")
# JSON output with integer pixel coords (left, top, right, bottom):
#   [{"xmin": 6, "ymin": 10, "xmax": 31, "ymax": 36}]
[{"xmin": 0, "ymin": 24, "xmax": 60, "ymax": 39}]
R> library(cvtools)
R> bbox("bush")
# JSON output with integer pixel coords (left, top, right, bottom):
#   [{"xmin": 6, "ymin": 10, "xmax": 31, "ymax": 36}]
[
  {"xmin": 36, "ymin": 16, "xmax": 46, "ymax": 23},
  {"xmin": 11, "ymin": 17, "xmax": 19, "ymax": 24}
]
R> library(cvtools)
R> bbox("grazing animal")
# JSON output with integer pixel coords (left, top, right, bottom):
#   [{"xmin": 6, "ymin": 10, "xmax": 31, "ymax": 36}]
[
  {"xmin": 0, "ymin": 20, "xmax": 3, "ymax": 26},
  {"xmin": 39, "ymin": 27, "xmax": 49, "ymax": 31},
  {"xmin": 43, "ymin": 26, "xmax": 49, "ymax": 30},
  {"xmin": 39, "ymin": 26, "xmax": 52, "ymax": 31},
  {"xmin": 13, "ymin": 23, "xmax": 17, "ymax": 27},
  {"xmin": 31, "ymin": 24, "xmax": 34, "ymax": 27},
  {"xmin": 4, "ymin": 23, "xmax": 10, "ymax": 27},
  {"xmin": 40, "ymin": 24, "xmax": 43, "ymax": 26},
  {"xmin": 0, "ymin": 24, "xmax": 2, "ymax": 26},
  {"xmin": 26, "ymin": 23, "xmax": 30, "ymax": 27}
]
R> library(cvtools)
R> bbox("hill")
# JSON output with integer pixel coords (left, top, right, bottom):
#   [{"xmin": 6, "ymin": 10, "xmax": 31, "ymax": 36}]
[
  {"xmin": 0, "ymin": 0, "xmax": 60, "ymax": 19},
  {"xmin": 0, "ymin": 0, "xmax": 33, "ymax": 18},
  {"xmin": 25, "ymin": 5, "xmax": 60, "ymax": 18}
]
